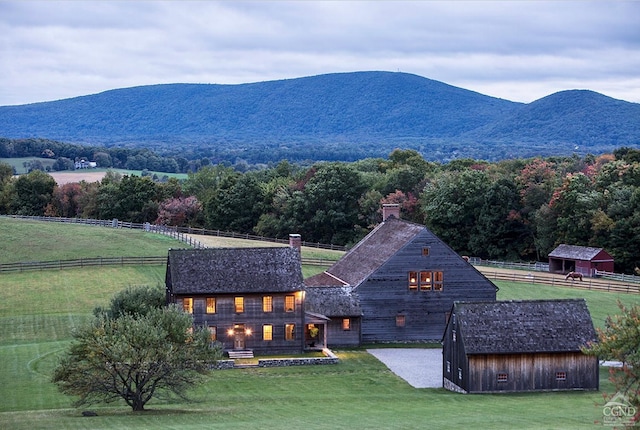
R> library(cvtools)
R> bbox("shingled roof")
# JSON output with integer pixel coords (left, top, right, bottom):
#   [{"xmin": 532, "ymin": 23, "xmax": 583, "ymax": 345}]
[
  {"xmin": 307, "ymin": 217, "xmax": 425, "ymax": 287},
  {"xmin": 453, "ymin": 299, "xmax": 597, "ymax": 355},
  {"xmin": 305, "ymin": 286, "xmax": 362, "ymax": 317},
  {"xmin": 548, "ymin": 244, "xmax": 612, "ymax": 261},
  {"xmin": 166, "ymin": 247, "xmax": 303, "ymax": 295}
]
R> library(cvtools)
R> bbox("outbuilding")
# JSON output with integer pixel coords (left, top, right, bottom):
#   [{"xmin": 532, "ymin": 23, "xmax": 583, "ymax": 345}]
[
  {"xmin": 442, "ymin": 299, "xmax": 599, "ymax": 394},
  {"xmin": 548, "ymin": 244, "xmax": 614, "ymax": 277}
]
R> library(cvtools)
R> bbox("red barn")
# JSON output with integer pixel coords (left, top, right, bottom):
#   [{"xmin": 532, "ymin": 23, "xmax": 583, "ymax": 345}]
[{"xmin": 548, "ymin": 244, "xmax": 614, "ymax": 277}]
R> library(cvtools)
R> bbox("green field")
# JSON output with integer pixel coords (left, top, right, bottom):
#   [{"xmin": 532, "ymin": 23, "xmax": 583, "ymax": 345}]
[{"xmin": 0, "ymin": 218, "xmax": 638, "ymax": 429}]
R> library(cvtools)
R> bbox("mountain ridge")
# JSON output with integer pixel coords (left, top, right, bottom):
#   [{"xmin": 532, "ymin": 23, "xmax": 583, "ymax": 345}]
[{"xmin": 0, "ymin": 71, "xmax": 637, "ymax": 162}]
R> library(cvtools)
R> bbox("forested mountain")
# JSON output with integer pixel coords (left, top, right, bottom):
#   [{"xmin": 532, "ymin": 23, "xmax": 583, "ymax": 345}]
[{"xmin": 0, "ymin": 71, "xmax": 638, "ymax": 163}]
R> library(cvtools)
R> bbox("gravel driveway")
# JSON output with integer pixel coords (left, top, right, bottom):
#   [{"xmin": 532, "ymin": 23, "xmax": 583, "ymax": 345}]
[{"xmin": 367, "ymin": 348, "xmax": 442, "ymax": 388}]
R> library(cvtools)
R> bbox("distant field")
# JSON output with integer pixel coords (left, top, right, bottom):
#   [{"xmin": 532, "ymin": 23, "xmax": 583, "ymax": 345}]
[{"xmin": 1, "ymin": 157, "xmax": 188, "ymax": 183}]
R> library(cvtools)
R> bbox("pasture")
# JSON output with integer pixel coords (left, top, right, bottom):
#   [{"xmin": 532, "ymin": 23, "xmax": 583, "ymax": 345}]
[{"xmin": 0, "ymin": 218, "xmax": 638, "ymax": 429}]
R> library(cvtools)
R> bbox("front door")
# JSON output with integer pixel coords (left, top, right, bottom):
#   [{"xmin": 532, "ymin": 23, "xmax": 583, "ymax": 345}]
[{"xmin": 233, "ymin": 324, "xmax": 245, "ymax": 349}]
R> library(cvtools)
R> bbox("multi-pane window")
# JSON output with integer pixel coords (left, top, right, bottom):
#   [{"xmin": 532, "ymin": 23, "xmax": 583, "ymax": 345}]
[
  {"xmin": 285, "ymin": 324, "xmax": 295, "ymax": 341},
  {"xmin": 342, "ymin": 318, "xmax": 351, "ymax": 331},
  {"xmin": 420, "ymin": 271, "xmax": 432, "ymax": 291},
  {"xmin": 263, "ymin": 296, "xmax": 273, "ymax": 312},
  {"xmin": 433, "ymin": 271, "xmax": 444, "ymax": 291},
  {"xmin": 556, "ymin": 371, "xmax": 566, "ymax": 381},
  {"xmin": 497, "ymin": 373, "xmax": 508, "ymax": 382},
  {"xmin": 285, "ymin": 295, "xmax": 295, "ymax": 312},
  {"xmin": 396, "ymin": 315, "xmax": 405, "ymax": 327},
  {"xmin": 263, "ymin": 324, "xmax": 273, "ymax": 341},
  {"xmin": 208, "ymin": 326, "xmax": 217, "ymax": 341},
  {"xmin": 234, "ymin": 297, "xmax": 244, "ymax": 313},
  {"xmin": 422, "ymin": 247, "xmax": 430, "ymax": 256},
  {"xmin": 183, "ymin": 297, "xmax": 193, "ymax": 314},
  {"xmin": 206, "ymin": 298, "xmax": 216, "ymax": 314},
  {"xmin": 408, "ymin": 272, "xmax": 418, "ymax": 290}
]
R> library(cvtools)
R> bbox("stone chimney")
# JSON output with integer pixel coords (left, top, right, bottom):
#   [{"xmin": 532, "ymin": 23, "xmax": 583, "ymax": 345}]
[
  {"xmin": 382, "ymin": 203, "xmax": 400, "ymax": 221},
  {"xmin": 289, "ymin": 234, "xmax": 302, "ymax": 252}
]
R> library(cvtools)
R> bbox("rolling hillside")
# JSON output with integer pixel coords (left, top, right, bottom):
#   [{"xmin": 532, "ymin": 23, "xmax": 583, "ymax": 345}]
[{"xmin": 0, "ymin": 71, "xmax": 638, "ymax": 162}]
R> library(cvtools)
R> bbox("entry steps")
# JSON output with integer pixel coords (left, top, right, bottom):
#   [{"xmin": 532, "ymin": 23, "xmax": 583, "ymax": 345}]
[{"xmin": 227, "ymin": 349, "xmax": 254, "ymax": 359}]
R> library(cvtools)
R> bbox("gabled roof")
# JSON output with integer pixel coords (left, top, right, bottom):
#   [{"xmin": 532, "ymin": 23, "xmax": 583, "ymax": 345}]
[
  {"xmin": 166, "ymin": 247, "xmax": 303, "ymax": 295},
  {"xmin": 549, "ymin": 244, "xmax": 613, "ymax": 261},
  {"xmin": 309, "ymin": 217, "xmax": 425, "ymax": 287},
  {"xmin": 452, "ymin": 299, "xmax": 597, "ymax": 355},
  {"xmin": 305, "ymin": 286, "xmax": 362, "ymax": 317}
]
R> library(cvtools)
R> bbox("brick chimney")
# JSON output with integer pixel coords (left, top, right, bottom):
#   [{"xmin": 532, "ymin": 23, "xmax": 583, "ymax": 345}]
[
  {"xmin": 289, "ymin": 234, "xmax": 302, "ymax": 252},
  {"xmin": 382, "ymin": 204, "xmax": 400, "ymax": 221}
]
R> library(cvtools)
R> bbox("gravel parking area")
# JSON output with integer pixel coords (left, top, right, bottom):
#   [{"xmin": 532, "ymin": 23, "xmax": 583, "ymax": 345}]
[{"xmin": 367, "ymin": 348, "xmax": 442, "ymax": 388}]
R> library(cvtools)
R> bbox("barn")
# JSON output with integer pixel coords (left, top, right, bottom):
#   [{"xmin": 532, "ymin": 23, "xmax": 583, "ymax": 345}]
[
  {"xmin": 548, "ymin": 244, "xmax": 614, "ymax": 277},
  {"xmin": 305, "ymin": 204, "xmax": 498, "ymax": 343},
  {"xmin": 442, "ymin": 299, "xmax": 599, "ymax": 393}
]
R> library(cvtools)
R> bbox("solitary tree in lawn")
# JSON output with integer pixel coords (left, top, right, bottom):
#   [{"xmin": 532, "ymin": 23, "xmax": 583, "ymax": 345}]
[{"xmin": 52, "ymin": 286, "xmax": 222, "ymax": 411}]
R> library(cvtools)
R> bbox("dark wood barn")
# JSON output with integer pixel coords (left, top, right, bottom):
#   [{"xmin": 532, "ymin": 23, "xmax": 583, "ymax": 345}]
[
  {"xmin": 305, "ymin": 286, "xmax": 362, "ymax": 348},
  {"xmin": 305, "ymin": 204, "xmax": 498, "ymax": 343},
  {"xmin": 442, "ymin": 299, "xmax": 599, "ymax": 394},
  {"xmin": 548, "ymin": 244, "xmax": 614, "ymax": 277},
  {"xmin": 165, "ymin": 247, "xmax": 306, "ymax": 355}
]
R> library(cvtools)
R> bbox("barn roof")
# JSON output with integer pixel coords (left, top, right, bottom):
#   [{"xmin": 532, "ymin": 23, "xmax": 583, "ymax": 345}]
[
  {"xmin": 305, "ymin": 216, "xmax": 424, "ymax": 287},
  {"xmin": 548, "ymin": 244, "xmax": 613, "ymax": 261},
  {"xmin": 453, "ymin": 299, "xmax": 597, "ymax": 354},
  {"xmin": 166, "ymin": 247, "xmax": 303, "ymax": 295},
  {"xmin": 305, "ymin": 286, "xmax": 362, "ymax": 317}
]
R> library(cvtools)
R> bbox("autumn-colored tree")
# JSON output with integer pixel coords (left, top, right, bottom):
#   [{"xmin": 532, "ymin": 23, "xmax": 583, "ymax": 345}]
[
  {"xmin": 583, "ymin": 302, "xmax": 640, "ymax": 426},
  {"xmin": 155, "ymin": 196, "xmax": 202, "ymax": 227}
]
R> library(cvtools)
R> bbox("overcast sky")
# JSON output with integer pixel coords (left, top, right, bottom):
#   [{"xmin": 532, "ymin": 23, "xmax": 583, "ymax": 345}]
[{"xmin": 2, "ymin": 1, "xmax": 639, "ymax": 106}]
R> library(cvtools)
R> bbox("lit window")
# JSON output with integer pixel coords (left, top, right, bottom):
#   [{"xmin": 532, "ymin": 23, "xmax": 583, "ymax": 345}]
[
  {"xmin": 183, "ymin": 297, "xmax": 193, "ymax": 314},
  {"xmin": 342, "ymin": 318, "xmax": 351, "ymax": 331},
  {"xmin": 396, "ymin": 315, "xmax": 405, "ymax": 327},
  {"xmin": 433, "ymin": 271, "xmax": 444, "ymax": 291},
  {"xmin": 263, "ymin": 324, "xmax": 273, "ymax": 341},
  {"xmin": 208, "ymin": 326, "xmax": 217, "ymax": 341},
  {"xmin": 285, "ymin": 295, "xmax": 295, "ymax": 312},
  {"xmin": 285, "ymin": 324, "xmax": 295, "ymax": 341},
  {"xmin": 234, "ymin": 297, "xmax": 244, "ymax": 313},
  {"xmin": 556, "ymin": 371, "xmax": 566, "ymax": 381},
  {"xmin": 263, "ymin": 296, "xmax": 273, "ymax": 312},
  {"xmin": 206, "ymin": 298, "xmax": 216, "ymax": 314},
  {"xmin": 408, "ymin": 272, "xmax": 418, "ymax": 290},
  {"xmin": 422, "ymin": 247, "xmax": 430, "ymax": 256},
  {"xmin": 420, "ymin": 271, "xmax": 432, "ymax": 291},
  {"xmin": 497, "ymin": 373, "xmax": 508, "ymax": 382}
]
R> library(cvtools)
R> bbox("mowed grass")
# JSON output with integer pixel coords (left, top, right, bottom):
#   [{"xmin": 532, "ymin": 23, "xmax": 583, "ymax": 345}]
[{"xmin": 0, "ymin": 217, "xmax": 635, "ymax": 428}]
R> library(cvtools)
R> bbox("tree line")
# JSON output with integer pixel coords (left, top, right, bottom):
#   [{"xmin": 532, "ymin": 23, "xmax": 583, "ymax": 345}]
[{"xmin": 2, "ymin": 147, "xmax": 640, "ymax": 274}]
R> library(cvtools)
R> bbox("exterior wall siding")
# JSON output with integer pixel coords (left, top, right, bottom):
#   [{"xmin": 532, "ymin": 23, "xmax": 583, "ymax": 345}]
[
  {"xmin": 359, "ymin": 230, "xmax": 497, "ymax": 343},
  {"xmin": 174, "ymin": 292, "xmax": 305, "ymax": 355},
  {"xmin": 325, "ymin": 317, "xmax": 361, "ymax": 347}
]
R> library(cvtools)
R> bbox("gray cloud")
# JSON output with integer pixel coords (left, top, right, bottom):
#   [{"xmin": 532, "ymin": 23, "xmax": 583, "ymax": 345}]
[{"xmin": 1, "ymin": 0, "xmax": 639, "ymax": 105}]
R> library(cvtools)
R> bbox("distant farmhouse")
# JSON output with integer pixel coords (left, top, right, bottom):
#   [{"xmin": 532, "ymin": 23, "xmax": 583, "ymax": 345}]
[
  {"xmin": 165, "ymin": 204, "xmax": 498, "ymax": 355},
  {"xmin": 442, "ymin": 299, "xmax": 599, "ymax": 393},
  {"xmin": 74, "ymin": 159, "xmax": 97, "ymax": 169},
  {"xmin": 548, "ymin": 244, "xmax": 614, "ymax": 277}
]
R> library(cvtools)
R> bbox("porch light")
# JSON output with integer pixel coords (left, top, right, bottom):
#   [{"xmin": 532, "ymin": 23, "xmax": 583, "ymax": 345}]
[
  {"xmin": 227, "ymin": 328, "xmax": 234, "ymax": 337},
  {"xmin": 245, "ymin": 328, "xmax": 252, "ymax": 336}
]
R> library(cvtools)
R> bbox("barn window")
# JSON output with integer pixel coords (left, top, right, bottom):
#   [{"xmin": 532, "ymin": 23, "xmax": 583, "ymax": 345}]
[
  {"xmin": 422, "ymin": 247, "xmax": 430, "ymax": 256},
  {"xmin": 285, "ymin": 324, "xmax": 295, "ymax": 341},
  {"xmin": 420, "ymin": 271, "xmax": 432, "ymax": 291},
  {"xmin": 458, "ymin": 368, "xmax": 463, "ymax": 380},
  {"xmin": 342, "ymin": 318, "xmax": 351, "ymax": 331},
  {"xmin": 234, "ymin": 297, "xmax": 244, "ymax": 313},
  {"xmin": 452, "ymin": 330, "xmax": 456, "ymax": 342},
  {"xmin": 263, "ymin": 296, "xmax": 273, "ymax": 312},
  {"xmin": 497, "ymin": 373, "xmax": 508, "ymax": 382},
  {"xmin": 408, "ymin": 272, "xmax": 418, "ymax": 290},
  {"xmin": 208, "ymin": 326, "xmax": 217, "ymax": 341},
  {"xmin": 396, "ymin": 315, "xmax": 406, "ymax": 327},
  {"xmin": 263, "ymin": 324, "xmax": 273, "ymax": 341},
  {"xmin": 433, "ymin": 271, "xmax": 444, "ymax": 291},
  {"xmin": 206, "ymin": 298, "xmax": 216, "ymax": 314},
  {"xmin": 183, "ymin": 297, "xmax": 193, "ymax": 314},
  {"xmin": 285, "ymin": 295, "xmax": 295, "ymax": 312},
  {"xmin": 556, "ymin": 371, "xmax": 566, "ymax": 381},
  {"xmin": 446, "ymin": 361, "xmax": 451, "ymax": 373}
]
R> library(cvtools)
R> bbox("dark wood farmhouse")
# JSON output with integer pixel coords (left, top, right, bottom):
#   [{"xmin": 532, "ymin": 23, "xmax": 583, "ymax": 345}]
[
  {"xmin": 305, "ymin": 286, "xmax": 362, "ymax": 348},
  {"xmin": 548, "ymin": 244, "xmax": 614, "ymax": 277},
  {"xmin": 442, "ymin": 299, "xmax": 599, "ymax": 393},
  {"xmin": 305, "ymin": 204, "xmax": 498, "ymax": 343},
  {"xmin": 165, "ymin": 246, "xmax": 306, "ymax": 355}
]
